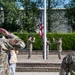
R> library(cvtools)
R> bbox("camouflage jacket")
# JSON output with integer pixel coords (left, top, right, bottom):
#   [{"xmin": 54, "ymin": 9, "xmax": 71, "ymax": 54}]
[
  {"xmin": 0, "ymin": 34, "xmax": 25, "ymax": 75},
  {"xmin": 60, "ymin": 52, "xmax": 75, "ymax": 75}
]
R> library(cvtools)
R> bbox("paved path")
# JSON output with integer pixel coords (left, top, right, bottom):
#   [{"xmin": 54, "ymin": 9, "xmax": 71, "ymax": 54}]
[
  {"xmin": 16, "ymin": 54, "xmax": 69, "ymax": 75},
  {"xmin": 16, "ymin": 72, "xmax": 59, "ymax": 75},
  {"xmin": 17, "ymin": 54, "xmax": 66, "ymax": 63}
]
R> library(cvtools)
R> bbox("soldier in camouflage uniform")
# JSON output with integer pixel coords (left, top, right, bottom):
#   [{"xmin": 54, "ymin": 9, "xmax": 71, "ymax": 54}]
[
  {"xmin": 27, "ymin": 35, "xmax": 35, "ymax": 59},
  {"xmin": 0, "ymin": 33, "xmax": 10, "ymax": 75},
  {"xmin": 46, "ymin": 38, "xmax": 50, "ymax": 59},
  {"xmin": 0, "ymin": 28, "xmax": 25, "ymax": 75},
  {"xmin": 59, "ymin": 52, "xmax": 75, "ymax": 75},
  {"xmin": 53, "ymin": 37, "xmax": 62, "ymax": 59}
]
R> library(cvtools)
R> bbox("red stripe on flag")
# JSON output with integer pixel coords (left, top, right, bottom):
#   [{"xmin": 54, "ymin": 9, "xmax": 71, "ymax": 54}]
[{"xmin": 39, "ymin": 24, "xmax": 44, "ymax": 38}]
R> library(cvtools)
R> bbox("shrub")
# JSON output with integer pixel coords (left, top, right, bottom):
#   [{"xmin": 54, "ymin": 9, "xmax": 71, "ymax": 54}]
[{"xmin": 14, "ymin": 33, "xmax": 75, "ymax": 51}]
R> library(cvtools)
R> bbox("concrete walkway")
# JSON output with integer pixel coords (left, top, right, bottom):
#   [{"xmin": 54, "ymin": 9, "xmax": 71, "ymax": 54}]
[
  {"xmin": 17, "ymin": 54, "xmax": 66, "ymax": 63},
  {"xmin": 16, "ymin": 72, "xmax": 59, "ymax": 75},
  {"xmin": 16, "ymin": 52, "xmax": 69, "ymax": 74},
  {"xmin": 16, "ymin": 54, "xmax": 68, "ymax": 75}
]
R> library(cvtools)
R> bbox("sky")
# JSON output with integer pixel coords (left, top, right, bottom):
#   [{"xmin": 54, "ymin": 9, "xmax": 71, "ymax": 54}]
[
  {"xmin": 16, "ymin": 0, "xmax": 70, "ymax": 9},
  {"xmin": 55, "ymin": 0, "xmax": 70, "ymax": 8}
]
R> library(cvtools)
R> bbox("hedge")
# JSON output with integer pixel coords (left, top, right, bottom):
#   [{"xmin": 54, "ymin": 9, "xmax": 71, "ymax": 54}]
[{"xmin": 14, "ymin": 33, "xmax": 75, "ymax": 51}]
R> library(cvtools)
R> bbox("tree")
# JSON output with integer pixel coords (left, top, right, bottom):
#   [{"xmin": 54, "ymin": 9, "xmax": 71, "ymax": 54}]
[
  {"xmin": 64, "ymin": 0, "xmax": 75, "ymax": 31},
  {"xmin": 0, "ymin": 0, "xmax": 20, "ymax": 32},
  {"xmin": 32, "ymin": 0, "xmax": 65, "ymax": 32},
  {"xmin": 19, "ymin": 0, "xmax": 39, "ymax": 32}
]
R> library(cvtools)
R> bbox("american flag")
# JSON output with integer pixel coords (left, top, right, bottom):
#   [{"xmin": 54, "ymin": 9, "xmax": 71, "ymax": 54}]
[{"xmin": 39, "ymin": 13, "xmax": 44, "ymax": 38}]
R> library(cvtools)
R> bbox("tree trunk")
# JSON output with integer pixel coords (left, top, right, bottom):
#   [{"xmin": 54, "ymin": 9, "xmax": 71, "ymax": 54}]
[{"xmin": 48, "ymin": 0, "xmax": 51, "ymax": 32}]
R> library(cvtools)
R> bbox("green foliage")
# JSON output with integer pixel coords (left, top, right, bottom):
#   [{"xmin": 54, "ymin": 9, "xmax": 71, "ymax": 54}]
[
  {"xmin": 14, "ymin": 32, "xmax": 28, "ymax": 45},
  {"xmin": 64, "ymin": 0, "xmax": 75, "ymax": 30},
  {"xmin": 19, "ymin": 0, "xmax": 39, "ymax": 32},
  {"xmin": 14, "ymin": 33, "xmax": 75, "ymax": 51},
  {"xmin": 0, "ymin": 0, "xmax": 20, "ymax": 31},
  {"xmin": 0, "ymin": 0, "xmax": 40, "ymax": 32},
  {"xmin": 31, "ymin": 33, "xmax": 43, "ymax": 50}
]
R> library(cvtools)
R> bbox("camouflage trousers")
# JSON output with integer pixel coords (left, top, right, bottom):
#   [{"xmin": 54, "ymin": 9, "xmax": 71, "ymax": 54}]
[
  {"xmin": 0, "ymin": 53, "xmax": 10, "ymax": 75},
  {"xmin": 60, "ymin": 64, "xmax": 75, "ymax": 75},
  {"xmin": 28, "ymin": 49, "xmax": 32, "ymax": 59},
  {"xmin": 69, "ymin": 64, "xmax": 75, "ymax": 75}
]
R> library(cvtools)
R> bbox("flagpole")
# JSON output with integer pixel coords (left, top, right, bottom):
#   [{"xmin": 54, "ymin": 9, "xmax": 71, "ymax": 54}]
[{"xmin": 44, "ymin": 0, "xmax": 46, "ymax": 60}]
